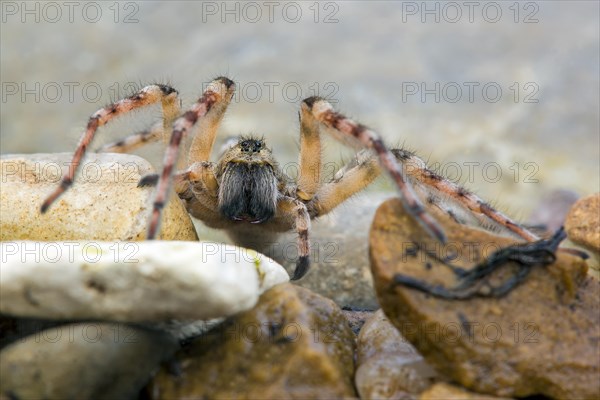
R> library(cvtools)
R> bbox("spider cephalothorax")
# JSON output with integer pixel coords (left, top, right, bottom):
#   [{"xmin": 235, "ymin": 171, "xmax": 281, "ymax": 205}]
[
  {"xmin": 41, "ymin": 76, "xmax": 549, "ymax": 281},
  {"xmin": 216, "ymin": 137, "xmax": 282, "ymax": 224}
]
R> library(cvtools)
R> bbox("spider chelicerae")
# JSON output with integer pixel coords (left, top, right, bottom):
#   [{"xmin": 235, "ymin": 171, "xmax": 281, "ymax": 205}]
[{"xmin": 41, "ymin": 76, "xmax": 544, "ymax": 281}]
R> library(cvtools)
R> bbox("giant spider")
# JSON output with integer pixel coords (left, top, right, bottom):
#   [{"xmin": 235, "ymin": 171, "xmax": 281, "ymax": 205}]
[{"xmin": 41, "ymin": 77, "xmax": 543, "ymax": 281}]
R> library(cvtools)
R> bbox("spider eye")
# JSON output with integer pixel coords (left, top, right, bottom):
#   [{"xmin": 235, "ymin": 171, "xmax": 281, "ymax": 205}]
[{"xmin": 239, "ymin": 139, "xmax": 263, "ymax": 153}]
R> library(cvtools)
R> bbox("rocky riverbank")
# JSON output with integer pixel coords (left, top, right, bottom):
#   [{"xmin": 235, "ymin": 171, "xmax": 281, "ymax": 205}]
[{"xmin": 1, "ymin": 153, "xmax": 598, "ymax": 399}]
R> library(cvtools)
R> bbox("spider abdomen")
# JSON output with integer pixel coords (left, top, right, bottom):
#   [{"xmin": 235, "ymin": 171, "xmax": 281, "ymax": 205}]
[{"xmin": 218, "ymin": 162, "xmax": 278, "ymax": 223}]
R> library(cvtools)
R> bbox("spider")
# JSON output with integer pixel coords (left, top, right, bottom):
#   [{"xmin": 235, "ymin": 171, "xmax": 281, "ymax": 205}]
[{"xmin": 40, "ymin": 76, "xmax": 543, "ymax": 280}]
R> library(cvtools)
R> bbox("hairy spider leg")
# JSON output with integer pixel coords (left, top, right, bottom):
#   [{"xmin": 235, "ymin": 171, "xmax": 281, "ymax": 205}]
[
  {"xmin": 146, "ymin": 77, "xmax": 235, "ymax": 239},
  {"xmin": 41, "ymin": 84, "xmax": 180, "ymax": 213},
  {"xmin": 302, "ymin": 97, "xmax": 447, "ymax": 244}
]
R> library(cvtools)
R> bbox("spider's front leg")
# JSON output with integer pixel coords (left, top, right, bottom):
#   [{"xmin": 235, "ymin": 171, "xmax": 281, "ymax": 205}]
[
  {"xmin": 139, "ymin": 160, "xmax": 222, "ymax": 224},
  {"xmin": 147, "ymin": 77, "xmax": 235, "ymax": 239},
  {"xmin": 98, "ymin": 84, "xmax": 182, "ymax": 154},
  {"xmin": 301, "ymin": 97, "xmax": 447, "ymax": 244},
  {"xmin": 40, "ymin": 84, "xmax": 180, "ymax": 212},
  {"xmin": 277, "ymin": 197, "xmax": 311, "ymax": 280},
  {"xmin": 296, "ymin": 100, "xmax": 323, "ymax": 201}
]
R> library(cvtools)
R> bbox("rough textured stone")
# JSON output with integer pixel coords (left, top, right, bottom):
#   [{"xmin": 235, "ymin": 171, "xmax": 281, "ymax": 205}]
[
  {"xmin": 565, "ymin": 193, "xmax": 600, "ymax": 253},
  {"xmin": 355, "ymin": 310, "xmax": 440, "ymax": 399},
  {"xmin": 1, "ymin": 241, "xmax": 288, "ymax": 322},
  {"xmin": 0, "ymin": 323, "xmax": 177, "ymax": 400},
  {"xmin": 0, "ymin": 153, "xmax": 197, "ymax": 241},
  {"xmin": 420, "ymin": 383, "xmax": 510, "ymax": 400},
  {"xmin": 146, "ymin": 284, "xmax": 357, "ymax": 399},
  {"xmin": 370, "ymin": 199, "xmax": 599, "ymax": 399}
]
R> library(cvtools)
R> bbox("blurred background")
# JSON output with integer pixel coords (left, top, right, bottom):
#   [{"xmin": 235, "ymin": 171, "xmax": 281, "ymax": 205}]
[{"xmin": 1, "ymin": 1, "xmax": 598, "ymax": 217}]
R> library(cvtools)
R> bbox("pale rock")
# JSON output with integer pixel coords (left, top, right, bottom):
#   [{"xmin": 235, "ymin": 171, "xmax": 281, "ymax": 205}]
[
  {"xmin": 0, "ymin": 153, "xmax": 197, "ymax": 241},
  {"xmin": 0, "ymin": 241, "xmax": 289, "ymax": 322}
]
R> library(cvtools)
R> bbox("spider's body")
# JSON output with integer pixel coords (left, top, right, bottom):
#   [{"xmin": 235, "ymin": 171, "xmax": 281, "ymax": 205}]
[
  {"xmin": 216, "ymin": 137, "xmax": 281, "ymax": 224},
  {"xmin": 41, "ymin": 76, "xmax": 545, "ymax": 280}
]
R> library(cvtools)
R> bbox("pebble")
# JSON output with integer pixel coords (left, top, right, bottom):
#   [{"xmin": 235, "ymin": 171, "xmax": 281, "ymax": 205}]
[
  {"xmin": 355, "ymin": 310, "xmax": 440, "ymax": 399},
  {"xmin": 420, "ymin": 383, "xmax": 511, "ymax": 400},
  {"xmin": 0, "ymin": 153, "xmax": 197, "ymax": 241},
  {"xmin": 0, "ymin": 323, "xmax": 177, "ymax": 400},
  {"xmin": 370, "ymin": 198, "xmax": 599, "ymax": 399},
  {"xmin": 146, "ymin": 283, "xmax": 357, "ymax": 399},
  {"xmin": 565, "ymin": 193, "xmax": 600, "ymax": 253},
  {"xmin": 0, "ymin": 240, "xmax": 289, "ymax": 322}
]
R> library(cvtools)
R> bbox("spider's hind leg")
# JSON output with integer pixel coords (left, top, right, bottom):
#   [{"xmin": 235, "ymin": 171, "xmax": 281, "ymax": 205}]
[
  {"xmin": 97, "ymin": 121, "xmax": 165, "ymax": 154},
  {"xmin": 404, "ymin": 157, "xmax": 540, "ymax": 242}
]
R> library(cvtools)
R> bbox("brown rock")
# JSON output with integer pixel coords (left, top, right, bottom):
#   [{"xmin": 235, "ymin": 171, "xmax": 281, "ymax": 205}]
[
  {"xmin": 420, "ymin": 383, "xmax": 510, "ymax": 400},
  {"xmin": 565, "ymin": 193, "xmax": 600, "ymax": 253},
  {"xmin": 370, "ymin": 199, "xmax": 599, "ymax": 399},
  {"xmin": 342, "ymin": 309, "xmax": 374, "ymax": 335},
  {"xmin": 355, "ymin": 310, "xmax": 440, "ymax": 400},
  {"xmin": 146, "ymin": 283, "xmax": 357, "ymax": 399}
]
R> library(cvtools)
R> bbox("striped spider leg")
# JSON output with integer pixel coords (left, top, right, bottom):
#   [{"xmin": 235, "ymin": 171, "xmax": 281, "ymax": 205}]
[
  {"xmin": 302, "ymin": 97, "xmax": 448, "ymax": 244},
  {"xmin": 146, "ymin": 77, "xmax": 236, "ymax": 239},
  {"xmin": 302, "ymin": 97, "xmax": 540, "ymax": 243},
  {"xmin": 40, "ymin": 83, "xmax": 181, "ymax": 213},
  {"xmin": 97, "ymin": 121, "xmax": 165, "ymax": 154}
]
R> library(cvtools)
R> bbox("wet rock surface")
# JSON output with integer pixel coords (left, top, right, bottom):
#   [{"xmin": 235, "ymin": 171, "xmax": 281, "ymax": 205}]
[
  {"xmin": 1, "ymin": 241, "xmax": 288, "ymax": 322},
  {"xmin": 0, "ymin": 323, "xmax": 177, "ymax": 400},
  {"xmin": 0, "ymin": 153, "xmax": 197, "ymax": 241},
  {"xmin": 370, "ymin": 199, "xmax": 599, "ymax": 399},
  {"xmin": 355, "ymin": 310, "xmax": 440, "ymax": 399},
  {"xmin": 146, "ymin": 283, "xmax": 357, "ymax": 399},
  {"xmin": 565, "ymin": 193, "xmax": 600, "ymax": 253}
]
